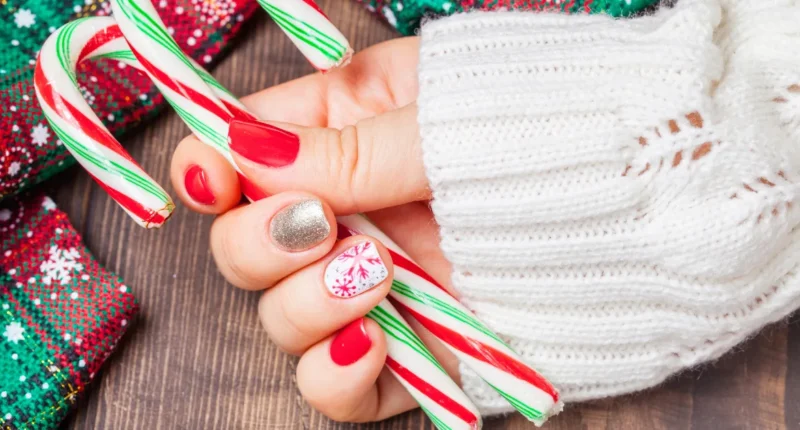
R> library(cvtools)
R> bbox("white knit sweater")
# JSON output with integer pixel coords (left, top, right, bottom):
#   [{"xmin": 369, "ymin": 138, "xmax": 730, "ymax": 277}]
[{"xmin": 417, "ymin": 0, "xmax": 800, "ymax": 416}]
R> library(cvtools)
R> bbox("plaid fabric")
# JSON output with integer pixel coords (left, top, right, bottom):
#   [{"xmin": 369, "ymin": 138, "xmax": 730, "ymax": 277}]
[
  {"xmin": 0, "ymin": 1, "xmax": 259, "ymax": 428},
  {"xmin": 0, "ymin": 0, "xmax": 259, "ymax": 199},
  {"xmin": 1, "ymin": 194, "xmax": 137, "ymax": 429},
  {"xmin": 360, "ymin": 0, "xmax": 659, "ymax": 35}
]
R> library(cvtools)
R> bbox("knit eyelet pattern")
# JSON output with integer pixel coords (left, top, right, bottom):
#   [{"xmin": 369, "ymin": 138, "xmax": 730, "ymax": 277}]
[{"xmin": 417, "ymin": 0, "xmax": 800, "ymax": 416}]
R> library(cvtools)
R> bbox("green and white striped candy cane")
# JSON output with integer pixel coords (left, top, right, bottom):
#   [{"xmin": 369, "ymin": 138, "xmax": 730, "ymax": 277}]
[
  {"xmin": 340, "ymin": 216, "xmax": 564, "ymax": 426},
  {"xmin": 258, "ymin": 0, "xmax": 353, "ymax": 71},
  {"xmin": 38, "ymin": 14, "xmax": 482, "ymax": 430},
  {"xmin": 34, "ymin": 17, "xmax": 174, "ymax": 228}
]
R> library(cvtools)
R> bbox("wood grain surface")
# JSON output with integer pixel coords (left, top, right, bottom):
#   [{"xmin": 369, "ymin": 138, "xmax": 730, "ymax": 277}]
[{"xmin": 50, "ymin": 2, "xmax": 800, "ymax": 429}]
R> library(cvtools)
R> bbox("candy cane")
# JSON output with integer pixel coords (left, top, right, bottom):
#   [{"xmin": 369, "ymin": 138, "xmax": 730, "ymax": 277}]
[
  {"xmin": 36, "ymin": 5, "xmax": 561, "ymax": 426},
  {"xmin": 34, "ymin": 18, "xmax": 173, "ymax": 228},
  {"xmin": 340, "ymin": 216, "xmax": 563, "ymax": 426},
  {"xmin": 35, "ymin": 15, "xmax": 480, "ymax": 430},
  {"xmin": 257, "ymin": 0, "xmax": 353, "ymax": 71}
]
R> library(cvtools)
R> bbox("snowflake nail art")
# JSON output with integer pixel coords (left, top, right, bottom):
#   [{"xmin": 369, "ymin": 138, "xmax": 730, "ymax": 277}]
[{"xmin": 324, "ymin": 241, "xmax": 388, "ymax": 298}]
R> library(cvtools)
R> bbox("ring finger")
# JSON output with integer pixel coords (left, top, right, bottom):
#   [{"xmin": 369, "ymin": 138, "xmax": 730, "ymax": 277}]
[{"xmin": 258, "ymin": 235, "xmax": 394, "ymax": 355}]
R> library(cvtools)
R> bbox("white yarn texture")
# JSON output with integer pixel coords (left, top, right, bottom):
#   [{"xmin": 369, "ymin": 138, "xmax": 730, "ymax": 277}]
[{"xmin": 417, "ymin": 0, "xmax": 800, "ymax": 416}]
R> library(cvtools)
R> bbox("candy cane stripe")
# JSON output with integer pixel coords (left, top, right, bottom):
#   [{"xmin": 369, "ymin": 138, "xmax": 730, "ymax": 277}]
[
  {"xmin": 393, "ymin": 301, "xmax": 558, "ymax": 401},
  {"xmin": 367, "ymin": 306, "xmax": 443, "ymax": 372},
  {"xmin": 261, "ymin": 3, "xmax": 344, "ymax": 59},
  {"xmin": 339, "ymin": 215, "xmax": 562, "ymax": 425},
  {"xmin": 391, "ymin": 281, "xmax": 504, "ymax": 344},
  {"xmin": 385, "ymin": 357, "xmax": 480, "ymax": 427},
  {"xmin": 82, "ymin": 5, "xmax": 481, "ymax": 427},
  {"xmin": 37, "ymin": 5, "xmax": 560, "ymax": 425},
  {"xmin": 369, "ymin": 300, "xmax": 482, "ymax": 429},
  {"xmin": 36, "ymin": 17, "xmax": 173, "ymax": 228},
  {"xmin": 129, "ymin": 46, "xmax": 233, "ymax": 123},
  {"xmin": 78, "ymin": 24, "xmax": 124, "ymax": 60},
  {"xmin": 34, "ymin": 66, "xmax": 137, "ymax": 165},
  {"xmin": 257, "ymin": 0, "xmax": 352, "ymax": 71}
]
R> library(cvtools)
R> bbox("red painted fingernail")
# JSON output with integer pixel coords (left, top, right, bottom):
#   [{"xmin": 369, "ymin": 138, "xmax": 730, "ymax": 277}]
[
  {"xmin": 184, "ymin": 165, "xmax": 216, "ymax": 205},
  {"xmin": 330, "ymin": 318, "xmax": 372, "ymax": 366},
  {"xmin": 228, "ymin": 119, "xmax": 299, "ymax": 168}
]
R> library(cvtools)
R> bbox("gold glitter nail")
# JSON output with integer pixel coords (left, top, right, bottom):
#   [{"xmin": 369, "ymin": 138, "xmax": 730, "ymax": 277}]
[{"xmin": 270, "ymin": 199, "xmax": 330, "ymax": 252}]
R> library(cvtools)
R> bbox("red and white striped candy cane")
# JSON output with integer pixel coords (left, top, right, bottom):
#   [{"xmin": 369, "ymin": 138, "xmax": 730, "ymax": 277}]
[
  {"xmin": 341, "ymin": 216, "xmax": 563, "ymax": 425},
  {"xmin": 34, "ymin": 17, "xmax": 173, "ymax": 228},
  {"xmin": 37, "ymin": 1, "xmax": 562, "ymax": 425},
  {"xmin": 35, "ymin": 14, "xmax": 481, "ymax": 430},
  {"xmin": 258, "ymin": 0, "xmax": 353, "ymax": 72}
]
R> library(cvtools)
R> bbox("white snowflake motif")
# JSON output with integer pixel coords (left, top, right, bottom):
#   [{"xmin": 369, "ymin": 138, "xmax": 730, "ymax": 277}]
[
  {"xmin": 8, "ymin": 162, "xmax": 21, "ymax": 176},
  {"xmin": 31, "ymin": 124, "xmax": 51, "ymax": 146},
  {"xmin": 324, "ymin": 242, "xmax": 387, "ymax": 298},
  {"xmin": 3, "ymin": 322, "xmax": 24, "ymax": 344},
  {"xmin": 192, "ymin": 0, "xmax": 236, "ymax": 26},
  {"xmin": 14, "ymin": 9, "xmax": 36, "ymax": 28},
  {"xmin": 96, "ymin": 1, "xmax": 113, "ymax": 16},
  {"xmin": 79, "ymin": 86, "xmax": 96, "ymax": 106},
  {"xmin": 40, "ymin": 246, "xmax": 84, "ymax": 286},
  {"xmin": 42, "ymin": 197, "xmax": 56, "ymax": 212}
]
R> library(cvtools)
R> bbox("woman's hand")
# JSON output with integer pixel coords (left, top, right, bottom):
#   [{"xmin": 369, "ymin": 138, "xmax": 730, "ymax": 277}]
[{"xmin": 168, "ymin": 36, "xmax": 461, "ymax": 423}]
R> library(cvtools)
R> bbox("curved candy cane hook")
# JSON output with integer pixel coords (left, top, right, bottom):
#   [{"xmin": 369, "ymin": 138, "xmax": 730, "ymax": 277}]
[{"xmin": 34, "ymin": 18, "xmax": 173, "ymax": 228}]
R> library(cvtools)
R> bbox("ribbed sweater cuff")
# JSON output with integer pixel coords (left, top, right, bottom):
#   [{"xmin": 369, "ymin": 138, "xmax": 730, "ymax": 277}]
[{"xmin": 416, "ymin": 0, "xmax": 722, "ymax": 416}]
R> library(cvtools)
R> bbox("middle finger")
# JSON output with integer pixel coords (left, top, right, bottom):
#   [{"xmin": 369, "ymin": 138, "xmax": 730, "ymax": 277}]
[
  {"xmin": 258, "ymin": 235, "xmax": 394, "ymax": 355},
  {"xmin": 210, "ymin": 192, "xmax": 337, "ymax": 290}
]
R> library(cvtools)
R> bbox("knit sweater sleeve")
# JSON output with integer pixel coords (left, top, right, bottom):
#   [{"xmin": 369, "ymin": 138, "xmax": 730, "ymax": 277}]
[{"xmin": 417, "ymin": 0, "xmax": 800, "ymax": 416}]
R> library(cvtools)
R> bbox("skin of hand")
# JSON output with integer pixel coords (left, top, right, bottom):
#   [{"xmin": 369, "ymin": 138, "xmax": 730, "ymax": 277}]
[{"xmin": 169, "ymin": 36, "xmax": 465, "ymax": 423}]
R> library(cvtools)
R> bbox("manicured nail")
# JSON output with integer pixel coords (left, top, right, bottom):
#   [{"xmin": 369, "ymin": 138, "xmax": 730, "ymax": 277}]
[
  {"xmin": 228, "ymin": 119, "xmax": 299, "ymax": 168},
  {"xmin": 324, "ymin": 241, "xmax": 388, "ymax": 298},
  {"xmin": 330, "ymin": 318, "xmax": 372, "ymax": 366},
  {"xmin": 270, "ymin": 199, "xmax": 330, "ymax": 252},
  {"xmin": 184, "ymin": 165, "xmax": 215, "ymax": 205}
]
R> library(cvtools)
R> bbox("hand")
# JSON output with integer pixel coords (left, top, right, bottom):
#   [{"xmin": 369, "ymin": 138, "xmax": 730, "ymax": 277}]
[{"xmin": 168, "ymin": 36, "xmax": 462, "ymax": 423}]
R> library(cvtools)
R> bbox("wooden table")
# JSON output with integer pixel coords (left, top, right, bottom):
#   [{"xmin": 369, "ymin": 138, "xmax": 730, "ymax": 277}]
[{"xmin": 53, "ymin": 2, "xmax": 800, "ymax": 429}]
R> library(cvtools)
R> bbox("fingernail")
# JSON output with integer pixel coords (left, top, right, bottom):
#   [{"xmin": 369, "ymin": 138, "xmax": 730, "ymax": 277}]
[
  {"xmin": 184, "ymin": 165, "xmax": 216, "ymax": 205},
  {"xmin": 270, "ymin": 199, "xmax": 330, "ymax": 252},
  {"xmin": 330, "ymin": 318, "xmax": 372, "ymax": 366},
  {"xmin": 324, "ymin": 241, "xmax": 388, "ymax": 298},
  {"xmin": 228, "ymin": 119, "xmax": 299, "ymax": 168}
]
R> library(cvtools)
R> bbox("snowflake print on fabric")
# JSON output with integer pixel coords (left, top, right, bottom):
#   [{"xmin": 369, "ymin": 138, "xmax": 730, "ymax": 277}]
[
  {"xmin": 30, "ymin": 124, "xmax": 51, "ymax": 147},
  {"xmin": 324, "ymin": 241, "xmax": 388, "ymax": 298},
  {"xmin": 0, "ymin": 0, "xmax": 259, "ymax": 200},
  {"xmin": 193, "ymin": 0, "xmax": 237, "ymax": 26},
  {"xmin": 95, "ymin": 1, "xmax": 114, "ymax": 16},
  {"xmin": 13, "ymin": 9, "xmax": 36, "ymax": 28},
  {"xmin": 40, "ymin": 246, "xmax": 84, "ymax": 286},
  {"xmin": 0, "ymin": 143, "xmax": 33, "ymax": 191},
  {"xmin": 3, "ymin": 321, "xmax": 25, "ymax": 343},
  {"xmin": 8, "ymin": 162, "xmax": 21, "ymax": 177},
  {"xmin": 42, "ymin": 197, "xmax": 56, "ymax": 212}
]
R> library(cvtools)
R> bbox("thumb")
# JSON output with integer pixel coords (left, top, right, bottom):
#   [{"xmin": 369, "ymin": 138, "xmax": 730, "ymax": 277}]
[{"xmin": 227, "ymin": 103, "xmax": 429, "ymax": 214}]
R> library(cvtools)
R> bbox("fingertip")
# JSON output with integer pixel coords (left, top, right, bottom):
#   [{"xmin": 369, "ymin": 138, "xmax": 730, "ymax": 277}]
[
  {"xmin": 212, "ymin": 192, "xmax": 337, "ymax": 291},
  {"xmin": 171, "ymin": 136, "xmax": 241, "ymax": 214},
  {"xmin": 297, "ymin": 317, "xmax": 387, "ymax": 422},
  {"xmin": 362, "ymin": 317, "xmax": 388, "ymax": 361}
]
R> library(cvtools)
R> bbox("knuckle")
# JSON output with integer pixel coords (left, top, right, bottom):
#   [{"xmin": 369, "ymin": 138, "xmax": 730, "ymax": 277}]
[
  {"xmin": 304, "ymin": 393, "xmax": 361, "ymax": 423},
  {"xmin": 327, "ymin": 125, "xmax": 371, "ymax": 213},
  {"xmin": 267, "ymin": 293, "xmax": 312, "ymax": 356},
  {"xmin": 210, "ymin": 219, "xmax": 254, "ymax": 290}
]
